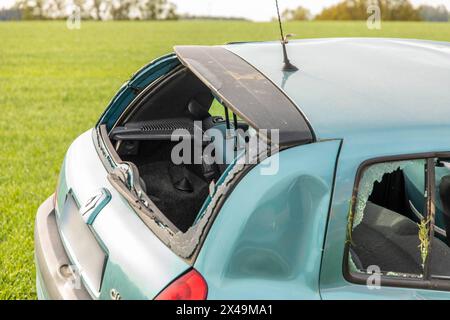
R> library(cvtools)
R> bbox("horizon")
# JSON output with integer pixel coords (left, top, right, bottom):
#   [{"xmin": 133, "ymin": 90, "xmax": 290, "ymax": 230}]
[{"xmin": 1, "ymin": 0, "xmax": 450, "ymax": 21}]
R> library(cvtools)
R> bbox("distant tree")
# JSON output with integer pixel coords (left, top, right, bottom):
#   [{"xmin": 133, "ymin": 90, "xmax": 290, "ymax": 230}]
[
  {"xmin": 14, "ymin": 0, "xmax": 35, "ymax": 20},
  {"xmin": 43, "ymin": 0, "xmax": 65, "ymax": 19},
  {"xmin": 140, "ymin": 0, "xmax": 178, "ymax": 20},
  {"xmin": 72, "ymin": 0, "xmax": 92, "ymax": 19},
  {"xmin": 91, "ymin": 0, "xmax": 100, "ymax": 19},
  {"xmin": 165, "ymin": 2, "xmax": 178, "ymax": 20},
  {"xmin": 34, "ymin": 0, "xmax": 46, "ymax": 19},
  {"xmin": 15, "ymin": 0, "xmax": 46, "ymax": 19},
  {"xmin": 418, "ymin": 4, "xmax": 449, "ymax": 22},
  {"xmin": 15, "ymin": 0, "xmax": 77, "ymax": 19},
  {"xmin": 105, "ymin": 0, "xmax": 135, "ymax": 20},
  {"xmin": 315, "ymin": 0, "xmax": 367, "ymax": 20},
  {"xmin": 316, "ymin": 0, "xmax": 421, "ymax": 21},
  {"xmin": 15, "ymin": 0, "xmax": 178, "ymax": 20},
  {"xmin": 382, "ymin": 0, "xmax": 420, "ymax": 21},
  {"xmin": 91, "ymin": 0, "xmax": 106, "ymax": 20},
  {"xmin": 282, "ymin": 6, "xmax": 312, "ymax": 21}
]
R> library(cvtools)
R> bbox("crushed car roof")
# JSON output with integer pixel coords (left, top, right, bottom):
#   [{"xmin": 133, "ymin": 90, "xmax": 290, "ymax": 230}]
[{"xmin": 225, "ymin": 38, "xmax": 450, "ymax": 144}]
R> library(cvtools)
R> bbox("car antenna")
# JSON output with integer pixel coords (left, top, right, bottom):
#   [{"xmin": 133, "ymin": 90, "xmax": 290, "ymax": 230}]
[{"xmin": 275, "ymin": 0, "xmax": 298, "ymax": 72}]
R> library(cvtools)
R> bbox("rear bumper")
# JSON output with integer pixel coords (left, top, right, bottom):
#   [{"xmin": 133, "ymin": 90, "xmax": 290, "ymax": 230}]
[{"xmin": 34, "ymin": 194, "xmax": 92, "ymax": 300}]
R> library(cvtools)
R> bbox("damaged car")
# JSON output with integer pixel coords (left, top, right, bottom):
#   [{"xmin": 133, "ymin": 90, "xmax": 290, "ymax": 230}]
[{"xmin": 34, "ymin": 38, "xmax": 450, "ymax": 300}]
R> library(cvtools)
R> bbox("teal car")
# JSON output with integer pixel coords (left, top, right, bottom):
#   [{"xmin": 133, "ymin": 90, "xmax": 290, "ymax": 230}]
[{"xmin": 35, "ymin": 38, "xmax": 450, "ymax": 300}]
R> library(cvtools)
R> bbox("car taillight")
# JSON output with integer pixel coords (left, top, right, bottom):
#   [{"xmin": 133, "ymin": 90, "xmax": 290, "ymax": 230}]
[{"xmin": 155, "ymin": 269, "xmax": 208, "ymax": 300}]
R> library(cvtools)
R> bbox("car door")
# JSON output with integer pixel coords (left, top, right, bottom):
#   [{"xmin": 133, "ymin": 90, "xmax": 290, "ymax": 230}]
[{"xmin": 319, "ymin": 137, "xmax": 450, "ymax": 300}]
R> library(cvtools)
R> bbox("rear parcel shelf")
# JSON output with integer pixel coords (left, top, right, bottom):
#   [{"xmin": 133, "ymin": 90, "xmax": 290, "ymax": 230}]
[{"xmin": 110, "ymin": 118, "xmax": 201, "ymax": 141}]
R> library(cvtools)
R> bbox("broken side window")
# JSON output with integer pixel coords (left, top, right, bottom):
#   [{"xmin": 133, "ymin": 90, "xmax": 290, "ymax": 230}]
[{"xmin": 348, "ymin": 157, "xmax": 450, "ymax": 286}]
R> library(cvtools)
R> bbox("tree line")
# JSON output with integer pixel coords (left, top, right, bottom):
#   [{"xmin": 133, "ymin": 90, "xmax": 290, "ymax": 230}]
[
  {"xmin": 6, "ymin": 0, "xmax": 450, "ymax": 22},
  {"xmin": 14, "ymin": 0, "xmax": 178, "ymax": 20},
  {"xmin": 282, "ymin": 0, "xmax": 449, "ymax": 22}
]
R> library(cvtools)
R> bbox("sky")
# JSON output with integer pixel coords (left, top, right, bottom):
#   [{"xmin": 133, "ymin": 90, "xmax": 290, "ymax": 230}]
[{"xmin": 1, "ymin": 0, "xmax": 450, "ymax": 21}]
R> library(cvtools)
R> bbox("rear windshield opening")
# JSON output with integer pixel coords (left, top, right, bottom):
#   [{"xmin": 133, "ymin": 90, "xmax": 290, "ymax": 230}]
[
  {"xmin": 348, "ymin": 158, "xmax": 450, "ymax": 284},
  {"xmin": 107, "ymin": 67, "xmax": 255, "ymax": 233}
]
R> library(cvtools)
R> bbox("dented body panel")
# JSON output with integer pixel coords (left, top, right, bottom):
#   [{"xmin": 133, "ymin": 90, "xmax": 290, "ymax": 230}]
[{"xmin": 195, "ymin": 141, "xmax": 341, "ymax": 299}]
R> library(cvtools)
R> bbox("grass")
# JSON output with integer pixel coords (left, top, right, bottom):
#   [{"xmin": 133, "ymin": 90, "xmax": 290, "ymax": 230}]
[
  {"xmin": 1, "ymin": 20, "xmax": 450, "ymax": 300},
  {"xmin": 418, "ymin": 217, "xmax": 431, "ymax": 269}
]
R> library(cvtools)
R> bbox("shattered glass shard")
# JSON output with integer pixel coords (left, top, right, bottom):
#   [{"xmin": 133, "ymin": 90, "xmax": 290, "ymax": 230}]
[{"xmin": 353, "ymin": 160, "xmax": 426, "ymax": 230}]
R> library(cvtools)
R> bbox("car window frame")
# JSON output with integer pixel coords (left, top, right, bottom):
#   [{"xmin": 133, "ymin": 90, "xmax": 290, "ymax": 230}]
[{"xmin": 343, "ymin": 151, "xmax": 450, "ymax": 291}]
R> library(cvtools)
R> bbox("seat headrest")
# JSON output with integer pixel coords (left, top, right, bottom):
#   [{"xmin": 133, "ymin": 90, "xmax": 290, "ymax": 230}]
[{"xmin": 188, "ymin": 99, "xmax": 210, "ymax": 120}]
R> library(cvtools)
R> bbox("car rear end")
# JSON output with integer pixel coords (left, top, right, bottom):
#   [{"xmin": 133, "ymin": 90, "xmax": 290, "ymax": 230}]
[{"xmin": 34, "ymin": 43, "xmax": 317, "ymax": 300}]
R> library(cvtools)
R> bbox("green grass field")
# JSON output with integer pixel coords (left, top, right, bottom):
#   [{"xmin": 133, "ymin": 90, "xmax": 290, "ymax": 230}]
[{"xmin": 1, "ymin": 20, "xmax": 450, "ymax": 299}]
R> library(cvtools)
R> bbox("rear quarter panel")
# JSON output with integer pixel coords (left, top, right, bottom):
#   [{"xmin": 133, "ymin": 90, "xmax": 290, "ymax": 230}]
[{"xmin": 195, "ymin": 140, "xmax": 341, "ymax": 299}]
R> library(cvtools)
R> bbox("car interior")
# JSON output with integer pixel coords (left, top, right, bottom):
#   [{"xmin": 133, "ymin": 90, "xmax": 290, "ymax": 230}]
[
  {"xmin": 350, "ymin": 161, "xmax": 450, "ymax": 278},
  {"xmin": 108, "ymin": 67, "xmax": 250, "ymax": 232}
]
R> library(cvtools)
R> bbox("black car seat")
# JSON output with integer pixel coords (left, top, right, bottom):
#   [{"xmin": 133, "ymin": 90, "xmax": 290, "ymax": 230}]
[{"xmin": 351, "ymin": 201, "xmax": 450, "ymax": 276}]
